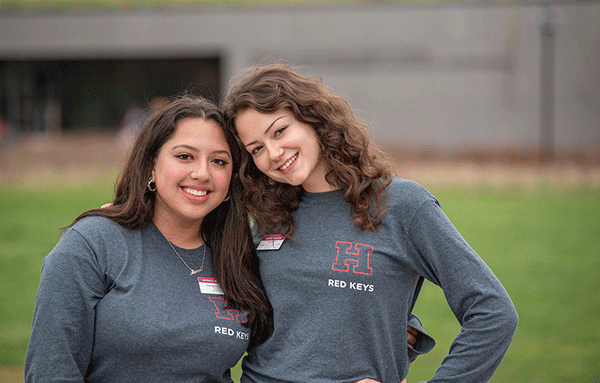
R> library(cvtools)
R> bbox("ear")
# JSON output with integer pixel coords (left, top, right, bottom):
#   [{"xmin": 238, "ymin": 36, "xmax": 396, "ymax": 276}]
[
  {"xmin": 149, "ymin": 160, "xmax": 157, "ymax": 187},
  {"xmin": 151, "ymin": 157, "xmax": 157, "ymax": 178}
]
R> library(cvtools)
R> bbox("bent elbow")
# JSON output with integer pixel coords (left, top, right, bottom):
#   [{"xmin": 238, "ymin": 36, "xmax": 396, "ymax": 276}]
[{"xmin": 501, "ymin": 300, "xmax": 519, "ymax": 337}]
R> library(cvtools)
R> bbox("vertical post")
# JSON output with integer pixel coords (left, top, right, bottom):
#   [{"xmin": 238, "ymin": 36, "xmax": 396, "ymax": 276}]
[
  {"xmin": 540, "ymin": 6, "xmax": 555, "ymax": 162},
  {"xmin": 5, "ymin": 68, "xmax": 21, "ymax": 134}
]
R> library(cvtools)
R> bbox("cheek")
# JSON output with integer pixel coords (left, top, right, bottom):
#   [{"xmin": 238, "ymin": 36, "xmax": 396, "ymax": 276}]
[
  {"xmin": 159, "ymin": 169, "xmax": 188, "ymax": 185},
  {"xmin": 213, "ymin": 170, "xmax": 232, "ymax": 188},
  {"xmin": 154, "ymin": 159, "xmax": 188, "ymax": 180},
  {"xmin": 252, "ymin": 157, "xmax": 270, "ymax": 173}
]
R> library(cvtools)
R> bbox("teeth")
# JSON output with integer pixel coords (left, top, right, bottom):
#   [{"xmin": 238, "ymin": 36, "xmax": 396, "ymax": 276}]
[
  {"xmin": 184, "ymin": 188, "xmax": 208, "ymax": 197},
  {"xmin": 280, "ymin": 154, "xmax": 298, "ymax": 171}
]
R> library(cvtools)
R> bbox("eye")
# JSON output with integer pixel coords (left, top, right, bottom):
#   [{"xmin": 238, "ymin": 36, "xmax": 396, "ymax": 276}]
[
  {"xmin": 274, "ymin": 126, "xmax": 287, "ymax": 137},
  {"xmin": 212, "ymin": 158, "xmax": 230, "ymax": 166},
  {"xmin": 250, "ymin": 145, "xmax": 263, "ymax": 156},
  {"xmin": 176, "ymin": 153, "xmax": 193, "ymax": 160}
]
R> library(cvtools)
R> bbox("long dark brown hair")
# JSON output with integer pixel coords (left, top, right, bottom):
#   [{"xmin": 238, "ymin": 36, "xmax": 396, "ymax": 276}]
[
  {"xmin": 72, "ymin": 95, "xmax": 272, "ymax": 348},
  {"xmin": 222, "ymin": 63, "xmax": 393, "ymax": 237}
]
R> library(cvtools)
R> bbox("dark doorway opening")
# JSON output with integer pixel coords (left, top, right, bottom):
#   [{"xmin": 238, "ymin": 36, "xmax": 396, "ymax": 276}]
[{"xmin": 0, "ymin": 57, "xmax": 221, "ymax": 133}]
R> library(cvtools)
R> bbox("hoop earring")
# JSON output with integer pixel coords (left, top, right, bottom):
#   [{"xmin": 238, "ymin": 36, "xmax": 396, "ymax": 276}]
[
  {"xmin": 147, "ymin": 177, "xmax": 157, "ymax": 192},
  {"xmin": 223, "ymin": 194, "xmax": 230, "ymax": 202}
]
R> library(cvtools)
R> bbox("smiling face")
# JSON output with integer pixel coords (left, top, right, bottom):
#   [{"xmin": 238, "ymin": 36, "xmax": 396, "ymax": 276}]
[
  {"xmin": 234, "ymin": 107, "xmax": 335, "ymax": 193},
  {"xmin": 152, "ymin": 117, "xmax": 232, "ymax": 230}
]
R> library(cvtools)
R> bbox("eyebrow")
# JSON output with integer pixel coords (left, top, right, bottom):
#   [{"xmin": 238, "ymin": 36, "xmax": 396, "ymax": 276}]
[
  {"xmin": 244, "ymin": 116, "xmax": 285, "ymax": 148},
  {"xmin": 171, "ymin": 145, "xmax": 231, "ymax": 157},
  {"xmin": 212, "ymin": 150, "xmax": 232, "ymax": 158},
  {"xmin": 171, "ymin": 144, "xmax": 197, "ymax": 151}
]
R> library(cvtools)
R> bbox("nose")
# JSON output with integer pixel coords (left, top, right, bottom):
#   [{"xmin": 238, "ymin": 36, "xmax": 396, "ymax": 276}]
[
  {"xmin": 265, "ymin": 141, "xmax": 284, "ymax": 162},
  {"xmin": 190, "ymin": 160, "xmax": 210, "ymax": 181}
]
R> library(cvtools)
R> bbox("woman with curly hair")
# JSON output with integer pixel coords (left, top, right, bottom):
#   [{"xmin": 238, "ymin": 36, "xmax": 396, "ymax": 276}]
[{"xmin": 222, "ymin": 63, "xmax": 518, "ymax": 383}]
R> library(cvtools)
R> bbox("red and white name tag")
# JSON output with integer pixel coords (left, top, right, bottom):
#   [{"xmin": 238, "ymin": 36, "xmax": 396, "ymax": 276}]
[
  {"xmin": 257, "ymin": 234, "xmax": 285, "ymax": 250},
  {"xmin": 198, "ymin": 277, "xmax": 224, "ymax": 295}
]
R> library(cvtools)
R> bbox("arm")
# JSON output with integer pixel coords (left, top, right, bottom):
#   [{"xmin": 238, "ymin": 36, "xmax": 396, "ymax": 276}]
[
  {"xmin": 407, "ymin": 313, "xmax": 436, "ymax": 362},
  {"xmin": 24, "ymin": 228, "xmax": 106, "ymax": 382},
  {"xmin": 408, "ymin": 201, "xmax": 518, "ymax": 382}
]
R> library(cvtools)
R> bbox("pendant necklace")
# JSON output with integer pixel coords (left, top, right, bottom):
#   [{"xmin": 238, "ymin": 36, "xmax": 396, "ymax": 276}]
[{"xmin": 161, "ymin": 233, "xmax": 206, "ymax": 275}]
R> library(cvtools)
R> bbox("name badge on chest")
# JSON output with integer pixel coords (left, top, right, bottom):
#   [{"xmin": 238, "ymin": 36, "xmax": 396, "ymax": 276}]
[
  {"xmin": 198, "ymin": 277, "xmax": 224, "ymax": 295},
  {"xmin": 257, "ymin": 234, "xmax": 286, "ymax": 250}
]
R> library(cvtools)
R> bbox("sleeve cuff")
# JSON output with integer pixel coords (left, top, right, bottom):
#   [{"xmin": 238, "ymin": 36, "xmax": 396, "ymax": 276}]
[{"xmin": 407, "ymin": 313, "xmax": 436, "ymax": 362}]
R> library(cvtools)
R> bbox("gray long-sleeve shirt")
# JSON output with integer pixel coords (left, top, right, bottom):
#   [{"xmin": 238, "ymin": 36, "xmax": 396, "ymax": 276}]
[
  {"xmin": 242, "ymin": 178, "xmax": 518, "ymax": 383},
  {"xmin": 25, "ymin": 217, "xmax": 250, "ymax": 382}
]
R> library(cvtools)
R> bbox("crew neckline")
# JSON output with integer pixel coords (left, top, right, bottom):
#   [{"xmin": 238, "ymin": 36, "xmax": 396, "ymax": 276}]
[
  {"xmin": 150, "ymin": 221, "xmax": 207, "ymax": 254},
  {"xmin": 301, "ymin": 188, "xmax": 343, "ymax": 204}
]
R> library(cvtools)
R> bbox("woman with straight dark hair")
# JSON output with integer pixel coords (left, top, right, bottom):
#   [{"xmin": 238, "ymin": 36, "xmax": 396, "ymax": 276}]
[
  {"xmin": 223, "ymin": 63, "xmax": 518, "ymax": 383},
  {"xmin": 25, "ymin": 95, "xmax": 272, "ymax": 382}
]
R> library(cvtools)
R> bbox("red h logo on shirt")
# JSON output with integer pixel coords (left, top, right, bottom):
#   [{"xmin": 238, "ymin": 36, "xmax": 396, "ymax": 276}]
[
  {"xmin": 208, "ymin": 296, "xmax": 248, "ymax": 323},
  {"xmin": 332, "ymin": 241, "xmax": 373, "ymax": 275}
]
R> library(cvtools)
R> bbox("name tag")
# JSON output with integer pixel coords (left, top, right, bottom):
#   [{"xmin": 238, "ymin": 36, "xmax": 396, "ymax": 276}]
[
  {"xmin": 257, "ymin": 234, "xmax": 286, "ymax": 250},
  {"xmin": 198, "ymin": 277, "xmax": 224, "ymax": 295}
]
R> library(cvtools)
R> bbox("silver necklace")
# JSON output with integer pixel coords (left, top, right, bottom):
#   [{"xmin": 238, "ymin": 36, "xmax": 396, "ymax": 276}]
[{"xmin": 161, "ymin": 233, "xmax": 206, "ymax": 275}]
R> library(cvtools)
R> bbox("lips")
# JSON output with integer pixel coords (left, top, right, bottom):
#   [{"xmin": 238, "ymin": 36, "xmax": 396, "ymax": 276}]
[
  {"xmin": 183, "ymin": 187, "xmax": 209, "ymax": 197},
  {"xmin": 278, "ymin": 153, "xmax": 298, "ymax": 172}
]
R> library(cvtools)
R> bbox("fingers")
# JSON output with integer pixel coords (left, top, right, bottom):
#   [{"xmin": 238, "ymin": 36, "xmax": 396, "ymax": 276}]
[
  {"xmin": 407, "ymin": 326, "xmax": 419, "ymax": 348},
  {"xmin": 407, "ymin": 326, "xmax": 419, "ymax": 336},
  {"xmin": 407, "ymin": 332, "xmax": 417, "ymax": 348}
]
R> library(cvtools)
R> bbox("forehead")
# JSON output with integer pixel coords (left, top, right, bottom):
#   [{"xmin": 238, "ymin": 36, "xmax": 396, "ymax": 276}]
[
  {"xmin": 167, "ymin": 117, "xmax": 230, "ymax": 151},
  {"xmin": 235, "ymin": 108, "xmax": 290, "ymax": 136}
]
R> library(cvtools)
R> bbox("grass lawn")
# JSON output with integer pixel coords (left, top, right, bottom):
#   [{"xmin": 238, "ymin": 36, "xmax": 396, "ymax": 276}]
[
  {"xmin": 1, "ymin": 179, "xmax": 599, "ymax": 382},
  {"xmin": 0, "ymin": 177, "xmax": 117, "ymax": 367}
]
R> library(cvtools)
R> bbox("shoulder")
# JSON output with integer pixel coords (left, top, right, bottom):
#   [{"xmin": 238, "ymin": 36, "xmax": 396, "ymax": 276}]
[
  {"xmin": 43, "ymin": 217, "xmax": 120, "ymax": 270},
  {"xmin": 386, "ymin": 177, "xmax": 437, "ymax": 207},
  {"xmin": 69, "ymin": 216, "xmax": 129, "ymax": 239},
  {"xmin": 47, "ymin": 217, "xmax": 144, "ymax": 270},
  {"xmin": 72, "ymin": 215, "xmax": 122, "ymax": 230},
  {"xmin": 59, "ymin": 216, "xmax": 141, "ymax": 254},
  {"xmin": 381, "ymin": 178, "xmax": 440, "ymax": 225}
]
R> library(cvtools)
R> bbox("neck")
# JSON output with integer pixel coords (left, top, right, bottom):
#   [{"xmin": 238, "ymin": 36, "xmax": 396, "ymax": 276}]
[
  {"xmin": 301, "ymin": 172, "xmax": 339, "ymax": 193},
  {"xmin": 301, "ymin": 158, "xmax": 338, "ymax": 193},
  {"xmin": 153, "ymin": 216, "xmax": 204, "ymax": 249},
  {"xmin": 302, "ymin": 182, "xmax": 339, "ymax": 193}
]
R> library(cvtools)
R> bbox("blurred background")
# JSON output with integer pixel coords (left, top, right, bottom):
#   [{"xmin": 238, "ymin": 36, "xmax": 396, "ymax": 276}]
[{"xmin": 0, "ymin": 0, "xmax": 599, "ymax": 382}]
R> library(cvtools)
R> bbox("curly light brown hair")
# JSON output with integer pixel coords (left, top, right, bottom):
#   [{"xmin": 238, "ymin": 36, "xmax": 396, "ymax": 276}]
[{"xmin": 222, "ymin": 63, "xmax": 393, "ymax": 237}]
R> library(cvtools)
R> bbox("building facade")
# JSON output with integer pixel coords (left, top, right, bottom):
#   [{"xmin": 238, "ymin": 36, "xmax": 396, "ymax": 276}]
[{"xmin": 1, "ymin": 2, "xmax": 598, "ymax": 153}]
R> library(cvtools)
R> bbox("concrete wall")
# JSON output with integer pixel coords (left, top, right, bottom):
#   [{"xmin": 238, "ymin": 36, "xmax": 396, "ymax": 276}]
[{"xmin": 1, "ymin": 3, "xmax": 598, "ymax": 151}]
